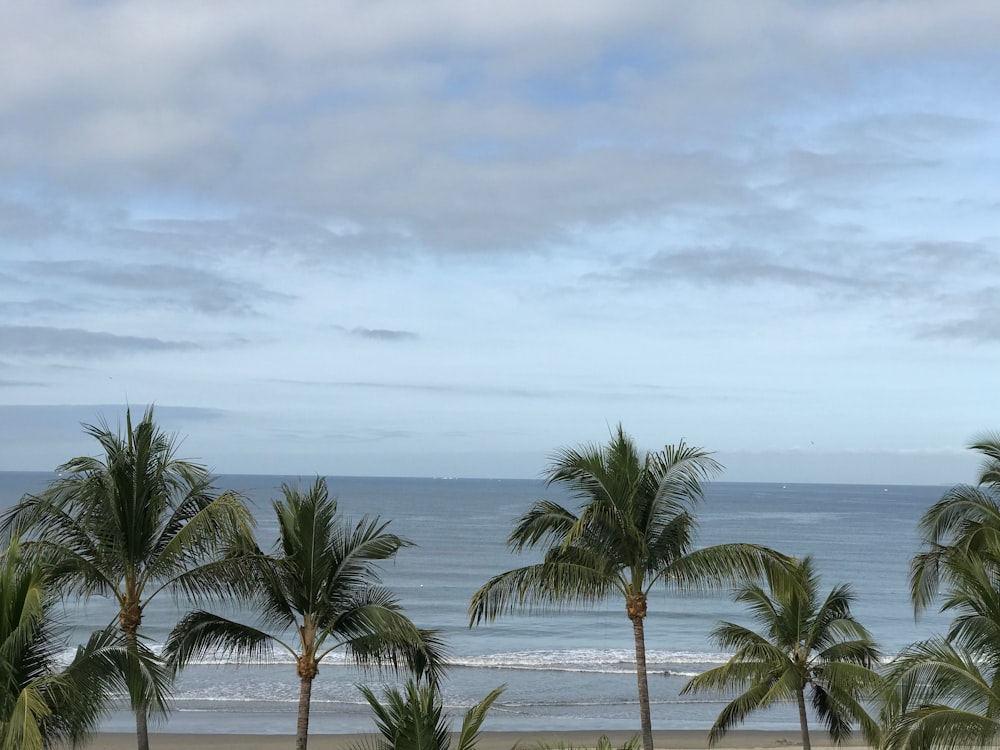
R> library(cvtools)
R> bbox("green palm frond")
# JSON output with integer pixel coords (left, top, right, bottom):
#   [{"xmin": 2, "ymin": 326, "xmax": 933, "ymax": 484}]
[
  {"xmin": 468, "ymin": 561, "xmax": 617, "ymax": 624},
  {"xmin": 455, "ymin": 684, "xmax": 506, "ymax": 750},
  {"xmin": 508, "ymin": 501, "xmax": 580, "ymax": 551},
  {"xmin": 3, "ymin": 683, "xmax": 48, "ymax": 750},
  {"xmin": 703, "ymin": 666, "xmax": 799, "ymax": 746},
  {"xmin": 648, "ymin": 441, "xmax": 723, "ymax": 516},
  {"xmin": 643, "ymin": 510, "xmax": 695, "ymax": 571},
  {"xmin": 0, "ymin": 547, "xmax": 140, "ymax": 750},
  {"xmin": 516, "ymin": 734, "xmax": 641, "ymax": 750},
  {"xmin": 911, "ymin": 485, "xmax": 1000, "ymax": 613},
  {"xmin": 969, "ymin": 435, "xmax": 1000, "ymax": 487},
  {"xmin": 148, "ymin": 490, "xmax": 258, "ymax": 587},
  {"xmin": 663, "ymin": 543, "xmax": 779, "ymax": 592},
  {"xmin": 53, "ymin": 625, "xmax": 155, "ymax": 742},
  {"xmin": 811, "ymin": 663, "xmax": 882, "ymax": 746},
  {"xmin": 341, "ymin": 625, "xmax": 446, "ymax": 683},
  {"xmin": 353, "ymin": 680, "xmax": 503, "ymax": 750},
  {"xmin": 164, "ymin": 611, "xmax": 278, "ymax": 672},
  {"xmin": 733, "ymin": 583, "xmax": 782, "ymax": 633},
  {"xmin": 884, "ymin": 639, "xmax": 995, "ymax": 718},
  {"xmin": 324, "ymin": 597, "xmax": 447, "ymax": 680},
  {"xmin": 680, "ymin": 659, "xmax": 782, "ymax": 695},
  {"xmin": 884, "ymin": 705, "xmax": 1000, "ymax": 750},
  {"xmin": 707, "ymin": 621, "xmax": 781, "ymax": 657},
  {"xmin": 359, "ymin": 680, "xmax": 450, "ymax": 750}
]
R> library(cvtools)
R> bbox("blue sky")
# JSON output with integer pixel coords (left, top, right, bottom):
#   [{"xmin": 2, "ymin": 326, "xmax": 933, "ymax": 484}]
[{"xmin": 1, "ymin": 1, "xmax": 998, "ymax": 484}]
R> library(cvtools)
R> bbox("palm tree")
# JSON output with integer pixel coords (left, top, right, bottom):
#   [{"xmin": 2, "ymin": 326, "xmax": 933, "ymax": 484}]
[
  {"xmin": 910, "ymin": 436, "xmax": 1000, "ymax": 614},
  {"xmin": 681, "ymin": 555, "xmax": 881, "ymax": 750},
  {"xmin": 467, "ymin": 425, "xmax": 783, "ymax": 750},
  {"xmin": 882, "ymin": 437, "xmax": 1000, "ymax": 750},
  {"xmin": 0, "ymin": 540, "xmax": 166, "ymax": 750},
  {"xmin": 164, "ymin": 476, "xmax": 446, "ymax": 750},
  {"xmin": 0, "ymin": 406, "xmax": 258, "ymax": 750},
  {"xmin": 884, "ymin": 543, "xmax": 1000, "ymax": 750},
  {"xmin": 353, "ymin": 679, "xmax": 504, "ymax": 750}
]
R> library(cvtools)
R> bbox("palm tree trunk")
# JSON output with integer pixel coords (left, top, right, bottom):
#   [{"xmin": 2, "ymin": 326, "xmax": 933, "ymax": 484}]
[
  {"xmin": 628, "ymin": 593, "xmax": 654, "ymax": 750},
  {"xmin": 296, "ymin": 673, "xmax": 314, "ymax": 750},
  {"xmin": 122, "ymin": 615, "xmax": 150, "ymax": 750},
  {"xmin": 796, "ymin": 687, "xmax": 811, "ymax": 750},
  {"xmin": 135, "ymin": 706, "xmax": 150, "ymax": 750}
]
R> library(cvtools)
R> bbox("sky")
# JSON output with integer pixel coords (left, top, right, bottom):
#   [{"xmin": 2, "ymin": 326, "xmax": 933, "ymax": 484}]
[{"xmin": 1, "ymin": 1, "xmax": 998, "ymax": 485}]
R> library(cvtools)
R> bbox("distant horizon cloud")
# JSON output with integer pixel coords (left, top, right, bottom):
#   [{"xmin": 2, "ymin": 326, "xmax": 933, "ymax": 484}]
[{"xmin": 0, "ymin": 403, "xmax": 984, "ymax": 488}]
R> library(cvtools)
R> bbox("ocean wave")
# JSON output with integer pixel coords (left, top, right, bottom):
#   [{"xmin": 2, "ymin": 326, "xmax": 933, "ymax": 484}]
[
  {"xmin": 57, "ymin": 641, "xmax": 912, "ymax": 679},
  {"xmin": 59, "ymin": 644, "xmax": 730, "ymax": 677},
  {"xmin": 436, "ymin": 649, "xmax": 732, "ymax": 675},
  {"xmin": 58, "ymin": 644, "xmax": 732, "ymax": 671}
]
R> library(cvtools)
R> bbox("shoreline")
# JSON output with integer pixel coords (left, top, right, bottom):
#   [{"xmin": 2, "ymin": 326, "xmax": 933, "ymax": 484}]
[{"xmin": 73, "ymin": 730, "xmax": 869, "ymax": 749}]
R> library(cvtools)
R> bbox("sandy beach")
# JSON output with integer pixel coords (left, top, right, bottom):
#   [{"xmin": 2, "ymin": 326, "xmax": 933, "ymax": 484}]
[{"xmin": 74, "ymin": 730, "xmax": 869, "ymax": 750}]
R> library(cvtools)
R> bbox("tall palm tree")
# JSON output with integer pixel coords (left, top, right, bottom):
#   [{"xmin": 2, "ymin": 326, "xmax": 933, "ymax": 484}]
[
  {"xmin": 164, "ymin": 477, "xmax": 446, "ymax": 750},
  {"xmin": 0, "ymin": 541, "xmax": 166, "ymax": 750},
  {"xmin": 0, "ymin": 406, "xmax": 258, "ymax": 750},
  {"xmin": 882, "ymin": 437, "xmax": 1000, "ymax": 750},
  {"xmin": 681, "ymin": 556, "xmax": 881, "ymax": 750},
  {"xmin": 353, "ymin": 679, "xmax": 504, "ymax": 750},
  {"xmin": 467, "ymin": 425, "xmax": 783, "ymax": 750}
]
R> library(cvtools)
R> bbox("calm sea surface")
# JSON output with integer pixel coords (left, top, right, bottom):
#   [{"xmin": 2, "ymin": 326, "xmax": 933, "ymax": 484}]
[{"xmin": 0, "ymin": 473, "xmax": 953, "ymax": 735}]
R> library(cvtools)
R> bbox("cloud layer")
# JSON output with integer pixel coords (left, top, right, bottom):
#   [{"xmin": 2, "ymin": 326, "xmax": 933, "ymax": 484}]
[{"xmin": 1, "ymin": 1, "xmax": 997, "ymax": 482}]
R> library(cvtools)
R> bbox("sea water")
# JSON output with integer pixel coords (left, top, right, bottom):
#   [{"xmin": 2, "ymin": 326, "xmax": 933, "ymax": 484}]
[{"xmin": 0, "ymin": 473, "xmax": 954, "ymax": 735}]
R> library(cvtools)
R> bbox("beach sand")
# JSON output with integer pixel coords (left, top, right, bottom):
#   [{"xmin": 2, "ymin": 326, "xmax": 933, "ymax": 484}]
[{"xmin": 74, "ymin": 730, "xmax": 869, "ymax": 750}]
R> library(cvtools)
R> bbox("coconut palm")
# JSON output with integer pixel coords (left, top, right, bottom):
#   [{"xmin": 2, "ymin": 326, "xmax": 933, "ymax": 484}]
[
  {"xmin": 884, "ymin": 543, "xmax": 1000, "ymax": 750},
  {"xmin": 681, "ymin": 555, "xmax": 881, "ymax": 750},
  {"xmin": 353, "ymin": 679, "xmax": 504, "ymax": 750},
  {"xmin": 468, "ymin": 425, "xmax": 783, "ymax": 750},
  {"xmin": 0, "ymin": 407, "xmax": 258, "ymax": 750},
  {"xmin": 882, "ymin": 437, "xmax": 1000, "ymax": 750},
  {"xmin": 164, "ymin": 477, "xmax": 446, "ymax": 750},
  {"xmin": 910, "ymin": 436, "xmax": 1000, "ymax": 614},
  {"xmin": 0, "ymin": 540, "xmax": 166, "ymax": 750}
]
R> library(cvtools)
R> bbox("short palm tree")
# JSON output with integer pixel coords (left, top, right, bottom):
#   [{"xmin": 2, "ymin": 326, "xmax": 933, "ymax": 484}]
[
  {"xmin": 164, "ymin": 477, "xmax": 446, "ymax": 750},
  {"xmin": 0, "ymin": 406, "xmax": 258, "ymax": 750},
  {"xmin": 883, "ymin": 437, "xmax": 1000, "ymax": 750},
  {"xmin": 468, "ymin": 425, "xmax": 783, "ymax": 750},
  {"xmin": 681, "ymin": 555, "xmax": 881, "ymax": 750},
  {"xmin": 0, "ymin": 541, "xmax": 165, "ymax": 750},
  {"xmin": 519, "ymin": 735, "xmax": 641, "ymax": 750},
  {"xmin": 353, "ymin": 679, "xmax": 504, "ymax": 750}
]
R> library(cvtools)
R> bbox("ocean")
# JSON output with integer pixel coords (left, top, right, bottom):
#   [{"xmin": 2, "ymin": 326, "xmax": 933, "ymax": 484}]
[{"xmin": 0, "ymin": 472, "xmax": 954, "ymax": 736}]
